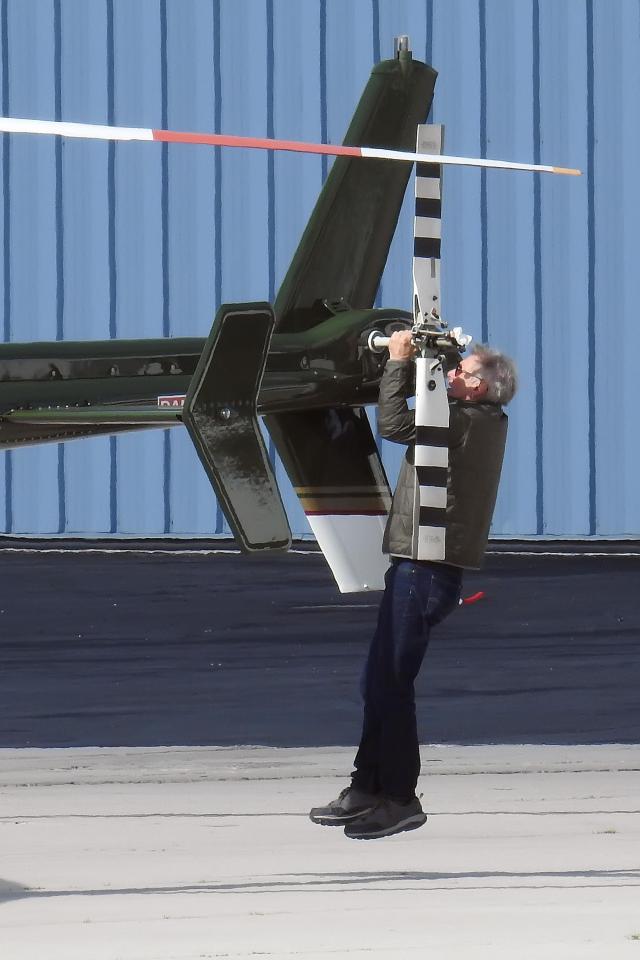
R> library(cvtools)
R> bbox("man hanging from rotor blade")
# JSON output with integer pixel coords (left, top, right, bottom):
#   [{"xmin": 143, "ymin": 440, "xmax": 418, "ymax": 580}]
[{"xmin": 309, "ymin": 330, "xmax": 518, "ymax": 840}]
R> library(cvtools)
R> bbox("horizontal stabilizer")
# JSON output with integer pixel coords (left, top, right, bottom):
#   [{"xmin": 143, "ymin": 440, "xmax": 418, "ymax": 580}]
[{"xmin": 183, "ymin": 303, "xmax": 291, "ymax": 552}]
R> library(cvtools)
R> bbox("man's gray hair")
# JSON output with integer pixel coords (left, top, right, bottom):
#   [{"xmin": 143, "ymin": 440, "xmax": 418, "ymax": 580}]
[{"xmin": 472, "ymin": 345, "xmax": 518, "ymax": 405}]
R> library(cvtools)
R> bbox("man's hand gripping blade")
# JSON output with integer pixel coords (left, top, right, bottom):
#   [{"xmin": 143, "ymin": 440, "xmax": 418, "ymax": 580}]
[{"xmin": 182, "ymin": 303, "xmax": 291, "ymax": 552}]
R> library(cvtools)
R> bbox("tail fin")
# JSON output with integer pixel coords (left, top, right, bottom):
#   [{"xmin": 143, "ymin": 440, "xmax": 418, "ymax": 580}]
[
  {"xmin": 182, "ymin": 303, "xmax": 291, "ymax": 552},
  {"xmin": 265, "ymin": 408, "xmax": 391, "ymax": 592},
  {"xmin": 274, "ymin": 52, "xmax": 436, "ymax": 333}
]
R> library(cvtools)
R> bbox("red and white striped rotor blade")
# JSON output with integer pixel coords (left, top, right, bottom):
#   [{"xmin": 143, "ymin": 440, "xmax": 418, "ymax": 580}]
[{"xmin": 0, "ymin": 116, "xmax": 581, "ymax": 176}]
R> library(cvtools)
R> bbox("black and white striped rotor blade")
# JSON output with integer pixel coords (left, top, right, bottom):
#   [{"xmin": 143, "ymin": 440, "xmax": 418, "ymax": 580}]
[
  {"xmin": 413, "ymin": 124, "xmax": 443, "ymax": 323},
  {"xmin": 413, "ymin": 356, "xmax": 449, "ymax": 561}
]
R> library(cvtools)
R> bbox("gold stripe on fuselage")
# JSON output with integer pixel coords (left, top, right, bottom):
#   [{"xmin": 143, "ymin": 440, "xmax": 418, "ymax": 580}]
[
  {"xmin": 295, "ymin": 485, "xmax": 390, "ymax": 496},
  {"xmin": 299, "ymin": 495, "xmax": 391, "ymax": 513}
]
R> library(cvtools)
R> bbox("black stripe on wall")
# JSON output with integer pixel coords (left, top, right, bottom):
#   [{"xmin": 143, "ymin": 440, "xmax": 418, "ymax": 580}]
[
  {"xmin": 106, "ymin": 0, "xmax": 118, "ymax": 533},
  {"xmin": 266, "ymin": 0, "xmax": 276, "ymax": 463},
  {"xmin": 160, "ymin": 0, "xmax": 169, "ymax": 340},
  {"xmin": 425, "ymin": 0, "xmax": 433, "ymax": 70},
  {"xmin": 266, "ymin": 0, "xmax": 275, "ymax": 303},
  {"xmin": 106, "ymin": 0, "xmax": 116, "ymax": 339},
  {"xmin": 479, "ymin": 0, "xmax": 488, "ymax": 343},
  {"xmin": 532, "ymin": 0, "xmax": 544, "ymax": 535},
  {"xmin": 54, "ymin": 0, "xmax": 66, "ymax": 533},
  {"xmin": 212, "ymin": 1, "xmax": 222, "ymax": 308},
  {"xmin": 213, "ymin": 0, "xmax": 224, "ymax": 534},
  {"xmin": 319, "ymin": 0, "xmax": 327, "ymax": 184},
  {"xmin": 160, "ymin": 0, "xmax": 171, "ymax": 533},
  {"xmin": 586, "ymin": 0, "xmax": 596, "ymax": 534},
  {"xmin": 1, "ymin": 0, "xmax": 11, "ymax": 532},
  {"xmin": 371, "ymin": 0, "xmax": 380, "ymax": 63},
  {"xmin": 372, "ymin": 0, "xmax": 382, "ymax": 309}
]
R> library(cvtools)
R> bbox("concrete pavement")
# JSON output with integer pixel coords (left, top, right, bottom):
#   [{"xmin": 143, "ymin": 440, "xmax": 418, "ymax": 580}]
[{"xmin": 1, "ymin": 744, "xmax": 639, "ymax": 959}]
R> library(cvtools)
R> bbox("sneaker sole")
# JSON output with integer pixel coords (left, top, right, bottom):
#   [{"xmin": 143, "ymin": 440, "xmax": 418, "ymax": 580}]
[
  {"xmin": 344, "ymin": 812, "xmax": 427, "ymax": 839},
  {"xmin": 309, "ymin": 806, "xmax": 376, "ymax": 826}
]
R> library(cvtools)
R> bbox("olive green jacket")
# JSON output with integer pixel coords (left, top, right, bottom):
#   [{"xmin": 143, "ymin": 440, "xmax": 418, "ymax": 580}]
[{"xmin": 379, "ymin": 360, "xmax": 508, "ymax": 569}]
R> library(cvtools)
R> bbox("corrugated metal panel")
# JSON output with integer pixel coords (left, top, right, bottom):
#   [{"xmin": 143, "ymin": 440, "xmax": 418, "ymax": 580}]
[{"xmin": 0, "ymin": 0, "xmax": 637, "ymax": 538}]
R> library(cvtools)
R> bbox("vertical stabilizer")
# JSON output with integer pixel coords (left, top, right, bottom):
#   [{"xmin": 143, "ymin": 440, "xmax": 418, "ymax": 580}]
[{"xmin": 275, "ymin": 51, "xmax": 436, "ymax": 332}]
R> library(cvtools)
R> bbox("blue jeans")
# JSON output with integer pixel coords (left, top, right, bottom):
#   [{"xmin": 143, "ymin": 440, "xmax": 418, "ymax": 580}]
[{"xmin": 351, "ymin": 559, "xmax": 462, "ymax": 801}]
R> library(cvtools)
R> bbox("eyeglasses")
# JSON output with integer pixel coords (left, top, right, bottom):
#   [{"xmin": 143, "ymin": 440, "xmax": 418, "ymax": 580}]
[{"xmin": 454, "ymin": 362, "xmax": 484, "ymax": 384}]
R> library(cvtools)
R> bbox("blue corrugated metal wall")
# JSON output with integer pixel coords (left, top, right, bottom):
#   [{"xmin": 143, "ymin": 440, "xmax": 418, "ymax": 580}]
[{"xmin": 0, "ymin": 0, "xmax": 637, "ymax": 538}]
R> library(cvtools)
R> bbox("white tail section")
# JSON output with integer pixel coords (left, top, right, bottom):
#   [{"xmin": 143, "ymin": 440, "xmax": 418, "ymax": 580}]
[{"xmin": 306, "ymin": 515, "xmax": 389, "ymax": 593}]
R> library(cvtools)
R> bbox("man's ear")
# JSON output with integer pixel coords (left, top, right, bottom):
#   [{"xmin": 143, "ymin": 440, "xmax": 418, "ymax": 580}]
[{"xmin": 475, "ymin": 380, "xmax": 489, "ymax": 400}]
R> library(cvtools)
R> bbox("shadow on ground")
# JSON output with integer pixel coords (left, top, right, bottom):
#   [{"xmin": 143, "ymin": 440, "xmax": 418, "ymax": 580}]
[{"xmin": 2, "ymin": 868, "xmax": 639, "ymax": 903}]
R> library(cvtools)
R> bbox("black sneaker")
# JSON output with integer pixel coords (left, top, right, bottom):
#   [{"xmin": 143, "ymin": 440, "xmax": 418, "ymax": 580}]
[
  {"xmin": 344, "ymin": 796, "xmax": 427, "ymax": 839},
  {"xmin": 309, "ymin": 785, "xmax": 379, "ymax": 826}
]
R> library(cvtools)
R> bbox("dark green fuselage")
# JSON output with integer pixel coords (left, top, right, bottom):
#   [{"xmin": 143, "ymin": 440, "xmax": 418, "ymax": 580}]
[{"xmin": 0, "ymin": 306, "xmax": 411, "ymax": 447}]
